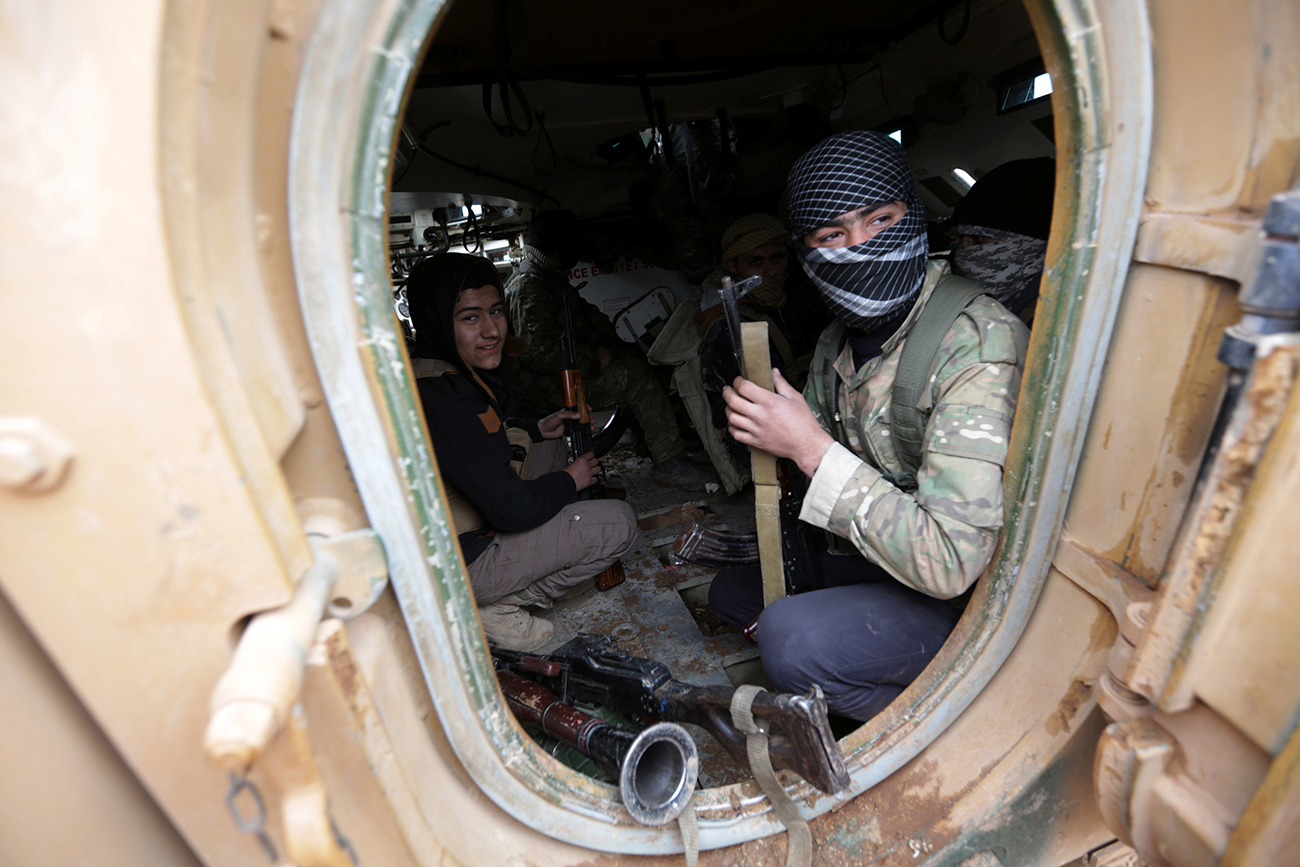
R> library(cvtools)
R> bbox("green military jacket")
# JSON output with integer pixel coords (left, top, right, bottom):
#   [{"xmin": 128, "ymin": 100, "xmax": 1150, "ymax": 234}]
[
  {"xmin": 505, "ymin": 245, "xmax": 624, "ymax": 384},
  {"xmin": 799, "ymin": 259, "xmax": 1031, "ymax": 599}
]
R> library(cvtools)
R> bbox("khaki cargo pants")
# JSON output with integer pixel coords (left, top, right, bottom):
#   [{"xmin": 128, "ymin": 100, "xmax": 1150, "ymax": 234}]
[{"xmin": 467, "ymin": 438, "xmax": 639, "ymax": 605}]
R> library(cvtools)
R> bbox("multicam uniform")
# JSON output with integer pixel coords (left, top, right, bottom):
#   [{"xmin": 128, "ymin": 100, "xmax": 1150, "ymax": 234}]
[
  {"xmin": 708, "ymin": 130, "xmax": 1034, "ymax": 721},
  {"xmin": 505, "ymin": 245, "xmax": 687, "ymax": 464},
  {"xmin": 798, "ymin": 259, "xmax": 1029, "ymax": 598},
  {"xmin": 709, "ymin": 260, "xmax": 1030, "ymax": 720}
]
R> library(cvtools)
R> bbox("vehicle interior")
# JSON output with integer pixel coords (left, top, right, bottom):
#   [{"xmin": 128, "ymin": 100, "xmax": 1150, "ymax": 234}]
[{"xmin": 385, "ymin": 0, "xmax": 1056, "ymax": 791}]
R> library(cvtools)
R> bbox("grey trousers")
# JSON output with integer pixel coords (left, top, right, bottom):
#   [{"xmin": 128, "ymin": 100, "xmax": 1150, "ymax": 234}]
[
  {"xmin": 708, "ymin": 551, "xmax": 962, "ymax": 721},
  {"xmin": 468, "ymin": 438, "xmax": 639, "ymax": 605}
]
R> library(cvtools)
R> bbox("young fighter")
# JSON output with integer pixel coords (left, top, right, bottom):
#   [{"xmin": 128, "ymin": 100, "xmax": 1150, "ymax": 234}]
[
  {"xmin": 405, "ymin": 253, "xmax": 639, "ymax": 651},
  {"xmin": 711, "ymin": 131, "xmax": 1031, "ymax": 721}
]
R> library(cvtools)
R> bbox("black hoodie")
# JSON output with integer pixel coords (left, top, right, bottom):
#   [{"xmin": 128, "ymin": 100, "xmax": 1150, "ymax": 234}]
[{"xmin": 406, "ymin": 254, "xmax": 576, "ymax": 563}]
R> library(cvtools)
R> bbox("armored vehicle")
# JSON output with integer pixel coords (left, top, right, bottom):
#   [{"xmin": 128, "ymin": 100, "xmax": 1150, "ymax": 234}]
[{"xmin": 2, "ymin": 1, "xmax": 1297, "ymax": 866}]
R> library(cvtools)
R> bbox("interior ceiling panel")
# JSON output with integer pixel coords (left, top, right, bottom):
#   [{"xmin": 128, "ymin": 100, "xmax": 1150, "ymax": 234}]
[{"xmin": 418, "ymin": 0, "xmax": 954, "ymax": 85}]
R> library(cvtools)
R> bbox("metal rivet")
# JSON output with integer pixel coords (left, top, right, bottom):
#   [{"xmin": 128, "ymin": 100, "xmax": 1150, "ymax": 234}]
[
  {"xmin": 0, "ymin": 418, "xmax": 74, "ymax": 493},
  {"xmin": 0, "ymin": 437, "xmax": 46, "ymax": 487}
]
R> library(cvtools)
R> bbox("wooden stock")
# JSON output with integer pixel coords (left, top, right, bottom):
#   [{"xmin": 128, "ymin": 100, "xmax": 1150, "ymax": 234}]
[
  {"xmin": 560, "ymin": 370, "xmax": 591, "ymax": 424},
  {"xmin": 561, "ymin": 364, "xmax": 620, "ymax": 590},
  {"xmin": 596, "ymin": 560, "xmax": 626, "ymax": 591}
]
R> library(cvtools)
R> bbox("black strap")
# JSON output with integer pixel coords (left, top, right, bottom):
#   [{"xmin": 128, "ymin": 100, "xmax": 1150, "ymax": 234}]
[{"xmin": 886, "ymin": 275, "xmax": 986, "ymax": 491}]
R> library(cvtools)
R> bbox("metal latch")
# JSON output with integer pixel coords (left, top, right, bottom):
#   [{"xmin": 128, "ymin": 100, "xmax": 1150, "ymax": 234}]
[{"xmin": 204, "ymin": 529, "xmax": 387, "ymax": 865}]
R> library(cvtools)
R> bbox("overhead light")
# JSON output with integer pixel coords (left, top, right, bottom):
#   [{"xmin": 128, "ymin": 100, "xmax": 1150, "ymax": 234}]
[
  {"xmin": 951, "ymin": 168, "xmax": 977, "ymax": 192},
  {"xmin": 887, "ymin": 129, "xmax": 904, "ymax": 144}
]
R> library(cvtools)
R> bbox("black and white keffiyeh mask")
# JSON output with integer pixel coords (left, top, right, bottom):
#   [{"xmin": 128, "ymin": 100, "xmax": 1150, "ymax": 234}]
[{"xmin": 787, "ymin": 130, "xmax": 929, "ymax": 331}]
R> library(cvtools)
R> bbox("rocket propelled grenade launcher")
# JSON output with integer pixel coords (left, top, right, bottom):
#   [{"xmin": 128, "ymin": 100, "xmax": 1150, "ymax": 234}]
[
  {"xmin": 495, "ymin": 668, "xmax": 699, "ymax": 826},
  {"xmin": 492, "ymin": 633, "xmax": 850, "ymax": 795}
]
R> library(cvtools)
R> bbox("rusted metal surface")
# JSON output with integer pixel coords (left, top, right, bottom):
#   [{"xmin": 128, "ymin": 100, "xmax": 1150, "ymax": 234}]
[
  {"xmin": 1183, "ymin": 348, "xmax": 1300, "ymax": 751},
  {"xmin": 1221, "ymin": 716, "xmax": 1300, "ymax": 867},
  {"xmin": 1063, "ymin": 266, "xmax": 1241, "ymax": 588},
  {"xmin": 1125, "ymin": 345, "xmax": 1300, "ymax": 710}
]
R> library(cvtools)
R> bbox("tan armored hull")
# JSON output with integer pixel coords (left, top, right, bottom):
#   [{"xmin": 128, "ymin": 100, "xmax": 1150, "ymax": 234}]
[{"xmin": 2, "ymin": 2, "xmax": 1298, "ymax": 866}]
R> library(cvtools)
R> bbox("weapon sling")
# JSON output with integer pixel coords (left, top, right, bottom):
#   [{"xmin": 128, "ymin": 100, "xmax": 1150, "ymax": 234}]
[{"xmin": 740, "ymin": 320, "xmax": 786, "ymax": 607}]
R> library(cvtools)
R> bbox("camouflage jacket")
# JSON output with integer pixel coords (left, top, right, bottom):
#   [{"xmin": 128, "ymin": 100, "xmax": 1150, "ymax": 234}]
[
  {"xmin": 504, "ymin": 245, "xmax": 625, "ymax": 383},
  {"xmin": 799, "ymin": 259, "xmax": 1030, "ymax": 599}
]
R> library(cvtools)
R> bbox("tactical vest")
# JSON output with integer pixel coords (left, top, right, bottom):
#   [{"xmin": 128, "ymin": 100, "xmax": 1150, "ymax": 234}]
[{"xmin": 411, "ymin": 357, "xmax": 535, "ymax": 536}]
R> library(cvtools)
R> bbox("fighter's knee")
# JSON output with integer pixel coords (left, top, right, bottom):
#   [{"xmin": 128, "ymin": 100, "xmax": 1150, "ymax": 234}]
[
  {"xmin": 706, "ymin": 572, "xmax": 731, "ymax": 612},
  {"xmin": 755, "ymin": 598, "xmax": 815, "ymax": 686},
  {"xmin": 612, "ymin": 500, "xmax": 639, "ymax": 550},
  {"xmin": 583, "ymin": 500, "xmax": 638, "ymax": 555}
]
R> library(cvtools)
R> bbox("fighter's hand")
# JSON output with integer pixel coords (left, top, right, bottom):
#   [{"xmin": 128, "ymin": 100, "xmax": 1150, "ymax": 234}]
[
  {"xmin": 538, "ymin": 410, "xmax": 580, "ymax": 440},
  {"xmin": 723, "ymin": 368, "xmax": 835, "ymax": 477},
  {"xmin": 563, "ymin": 452, "xmax": 602, "ymax": 491}
]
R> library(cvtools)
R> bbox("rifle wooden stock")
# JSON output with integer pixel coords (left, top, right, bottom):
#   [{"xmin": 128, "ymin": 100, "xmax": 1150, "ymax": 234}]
[
  {"xmin": 560, "ymin": 369, "xmax": 591, "ymax": 426},
  {"xmin": 595, "ymin": 559, "xmax": 625, "ymax": 591}
]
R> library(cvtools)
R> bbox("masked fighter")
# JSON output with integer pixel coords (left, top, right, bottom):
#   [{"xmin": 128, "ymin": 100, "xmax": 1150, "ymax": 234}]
[
  {"xmin": 711, "ymin": 131, "xmax": 1032, "ymax": 721},
  {"xmin": 948, "ymin": 156, "xmax": 1056, "ymax": 321}
]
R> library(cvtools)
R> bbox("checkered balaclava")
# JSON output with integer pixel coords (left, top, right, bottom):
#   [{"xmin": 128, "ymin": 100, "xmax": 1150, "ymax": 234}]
[{"xmin": 787, "ymin": 130, "xmax": 928, "ymax": 330}]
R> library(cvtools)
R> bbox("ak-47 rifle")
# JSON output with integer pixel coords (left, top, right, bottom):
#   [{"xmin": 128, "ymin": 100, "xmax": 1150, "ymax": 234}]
[
  {"xmin": 675, "ymin": 276, "xmax": 822, "ymax": 603},
  {"xmin": 672, "ymin": 464, "xmax": 819, "ymax": 596},
  {"xmin": 492, "ymin": 633, "xmax": 850, "ymax": 794},
  {"xmin": 558, "ymin": 281, "xmax": 626, "ymax": 590},
  {"xmin": 559, "ymin": 280, "xmax": 597, "ymax": 498}
]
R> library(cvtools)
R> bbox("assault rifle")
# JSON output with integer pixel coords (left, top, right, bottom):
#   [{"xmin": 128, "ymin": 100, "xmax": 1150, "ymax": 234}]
[
  {"xmin": 558, "ymin": 282, "xmax": 626, "ymax": 590},
  {"xmin": 716, "ymin": 273, "xmax": 762, "ymax": 378},
  {"xmin": 492, "ymin": 633, "xmax": 850, "ymax": 794},
  {"xmin": 672, "ymin": 466, "xmax": 820, "ymax": 595},
  {"xmin": 676, "ymin": 275, "xmax": 822, "ymax": 601},
  {"xmin": 559, "ymin": 280, "xmax": 597, "ymax": 499}
]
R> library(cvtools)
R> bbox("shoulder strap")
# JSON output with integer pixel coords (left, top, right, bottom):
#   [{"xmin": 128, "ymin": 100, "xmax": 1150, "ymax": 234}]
[
  {"xmin": 410, "ymin": 357, "xmax": 457, "ymax": 380},
  {"xmin": 887, "ymin": 274, "xmax": 985, "ymax": 491}
]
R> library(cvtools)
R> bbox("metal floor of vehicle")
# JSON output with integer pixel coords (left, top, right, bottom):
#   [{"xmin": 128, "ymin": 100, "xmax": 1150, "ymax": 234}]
[{"xmin": 541, "ymin": 443, "xmax": 765, "ymax": 788}]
